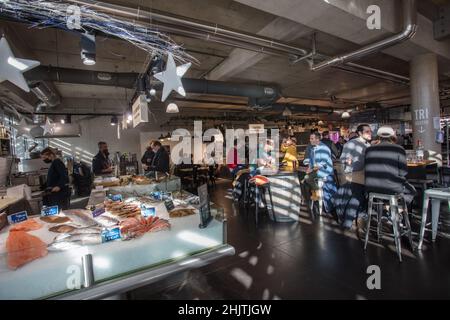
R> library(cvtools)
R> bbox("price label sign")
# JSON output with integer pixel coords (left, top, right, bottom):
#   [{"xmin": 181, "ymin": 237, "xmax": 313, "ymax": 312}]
[
  {"xmin": 150, "ymin": 191, "xmax": 162, "ymax": 201},
  {"xmin": 101, "ymin": 227, "xmax": 121, "ymax": 243},
  {"xmin": 164, "ymin": 199, "xmax": 175, "ymax": 212},
  {"xmin": 108, "ymin": 194, "xmax": 123, "ymax": 202},
  {"xmin": 161, "ymin": 192, "xmax": 173, "ymax": 201},
  {"xmin": 7, "ymin": 211, "xmax": 28, "ymax": 225},
  {"xmin": 92, "ymin": 207, "xmax": 105, "ymax": 218},
  {"xmin": 141, "ymin": 204, "xmax": 156, "ymax": 217},
  {"xmin": 41, "ymin": 205, "xmax": 59, "ymax": 217}
]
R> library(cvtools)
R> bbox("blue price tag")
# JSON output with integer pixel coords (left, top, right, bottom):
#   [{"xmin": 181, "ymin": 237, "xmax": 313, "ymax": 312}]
[
  {"xmin": 92, "ymin": 207, "xmax": 105, "ymax": 218},
  {"xmin": 140, "ymin": 204, "xmax": 156, "ymax": 217},
  {"xmin": 7, "ymin": 211, "xmax": 28, "ymax": 225},
  {"xmin": 101, "ymin": 227, "xmax": 121, "ymax": 243},
  {"xmin": 108, "ymin": 194, "xmax": 123, "ymax": 202},
  {"xmin": 41, "ymin": 205, "xmax": 59, "ymax": 217},
  {"xmin": 150, "ymin": 192, "xmax": 162, "ymax": 201},
  {"xmin": 161, "ymin": 192, "xmax": 173, "ymax": 201}
]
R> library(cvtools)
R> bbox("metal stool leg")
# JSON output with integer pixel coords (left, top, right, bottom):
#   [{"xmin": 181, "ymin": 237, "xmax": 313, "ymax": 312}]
[
  {"xmin": 376, "ymin": 203, "xmax": 383, "ymax": 243},
  {"xmin": 267, "ymin": 185, "xmax": 277, "ymax": 222},
  {"xmin": 364, "ymin": 196, "xmax": 374, "ymax": 251}
]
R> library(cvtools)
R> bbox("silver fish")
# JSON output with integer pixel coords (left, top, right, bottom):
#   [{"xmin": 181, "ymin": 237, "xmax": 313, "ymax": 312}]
[
  {"xmin": 62, "ymin": 209, "xmax": 99, "ymax": 227},
  {"xmin": 49, "ymin": 233, "xmax": 103, "ymax": 251},
  {"xmin": 95, "ymin": 215, "xmax": 120, "ymax": 228}
]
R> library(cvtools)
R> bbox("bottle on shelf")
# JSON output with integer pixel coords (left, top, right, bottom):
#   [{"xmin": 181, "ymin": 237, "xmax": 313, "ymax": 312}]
[{"xmin": 416, "ymin": 139, "xmax": 424, "ymax": 162}]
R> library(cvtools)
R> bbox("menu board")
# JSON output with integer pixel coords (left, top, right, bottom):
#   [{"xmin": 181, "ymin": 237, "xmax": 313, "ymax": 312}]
[{"xmin": 198, "ymin": 184, "xmax": 212, "ymax": 229}]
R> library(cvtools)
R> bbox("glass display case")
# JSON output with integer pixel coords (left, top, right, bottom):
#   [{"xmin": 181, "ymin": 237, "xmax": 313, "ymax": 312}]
[{"xmin": 0, "ymin": 186, "xmax": 233, "ymax": 299}]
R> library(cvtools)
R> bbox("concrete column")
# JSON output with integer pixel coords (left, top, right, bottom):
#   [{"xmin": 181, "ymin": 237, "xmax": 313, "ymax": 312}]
[{"xmin": 410, "ymin": 53, "xmax": 441, "ymax": 163}]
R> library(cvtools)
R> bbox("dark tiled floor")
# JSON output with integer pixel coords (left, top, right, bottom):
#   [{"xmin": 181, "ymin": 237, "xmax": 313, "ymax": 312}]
[{"xmin": 127, "ymin": 179, "xmax": 450, "ymax": 300}]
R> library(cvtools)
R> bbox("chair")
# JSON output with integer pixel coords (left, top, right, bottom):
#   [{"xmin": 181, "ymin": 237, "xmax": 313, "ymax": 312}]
[
  {"xmin": 245, "ymin": 175, "xmax": 277, "ymax": 226},
  {"xmin": 364, "ymin": 192, "xmax": 415, "ymax": 262}
]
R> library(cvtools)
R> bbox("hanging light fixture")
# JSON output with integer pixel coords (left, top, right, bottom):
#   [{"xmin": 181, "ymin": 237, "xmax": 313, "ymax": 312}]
[
  {"xmin": 80, "ymin": 32, "xmax": 96, "ymax": 66},
  {"xmin": 282, "ymin": 107, "xmax": 292, "ymax": 117},
  {"xmin": 166, "ymin": 102, "xmax": 179, "ymax": 113},
  {"xmin": 341, "ymin": 111, "xmax": 351, "ymax": 119},
  {"xmin": 127, "ymin": 112, "xmax": 132, "ymax": 124},
  {"xmin": 110, "ymin": 115, "xmax": 118, "ymax": 126}
]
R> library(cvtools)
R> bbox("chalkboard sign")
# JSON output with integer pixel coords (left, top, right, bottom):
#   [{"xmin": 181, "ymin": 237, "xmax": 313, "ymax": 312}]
[
  {"xmin": 198, "ymin": 184, "xmax": 212, "ymax": 229},
  {"xmin": 164, "ymin": 199, "xmax": 175, "ymax": 212}
]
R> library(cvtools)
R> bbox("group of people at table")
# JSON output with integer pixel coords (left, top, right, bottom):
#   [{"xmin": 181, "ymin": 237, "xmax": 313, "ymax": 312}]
[{"xmin": 231, "ymin": 124, "xmax": 420, "ymax": 230}]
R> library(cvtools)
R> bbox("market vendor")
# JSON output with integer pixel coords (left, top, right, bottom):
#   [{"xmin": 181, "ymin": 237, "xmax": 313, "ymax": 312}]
[
  {"xmin": 92, "ymin": 141, "xmax": 113, "ymax": 176},
  {"xmin": 41, "ymin": 147, "xmax": 70, "ymax": 210},
  {"xmin": 141, "ymin": 141, "xmax": 155, "ymax": 173},
  {"xmin": 148, "ymin": 140, "xmax": 170, "ymax": 175}
]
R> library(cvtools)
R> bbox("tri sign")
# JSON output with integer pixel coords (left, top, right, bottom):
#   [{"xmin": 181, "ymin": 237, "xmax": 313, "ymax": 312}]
[{"xmin": 413, "ymin": 107, "xmax": 429, "ymax": 134}]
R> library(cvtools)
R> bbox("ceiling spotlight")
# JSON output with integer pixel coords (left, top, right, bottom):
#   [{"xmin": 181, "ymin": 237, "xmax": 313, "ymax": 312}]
[
  {"xmin": 60, "ymin": 119, "xmax": 65, "ymax": 124},
  {"xmin": 80, "ymin": 32, "xmax": 96, "ymax": 66},
  {"xmin": 166, "ymin": 102, "xmax": 179, "ymax": 113},
  {"xmin": 282, "ymin": 107, "xmax": 292, "ymax": 117},
  {"xmin": 127, "ymin": 113, "xmax": 132, "ymax": 124},
  {"xmin": 110, "ymin": 115, "xmax": 118, "ymax": 126},
  {"xmin": 341, "ymin": 111, "xmax": 351, "ymax": 119},
  {"xmin": 149, "ymin": 88, "xmax": 156, "ymax": 96}
]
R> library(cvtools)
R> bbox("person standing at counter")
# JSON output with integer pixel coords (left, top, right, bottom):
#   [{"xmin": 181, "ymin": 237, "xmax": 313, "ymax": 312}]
[
  {"xmin": 41, "ymin": 147, "xmax": 70, "ymax": 210},
  {"xmin": 148, "ymin": 140, "xmax": 170, "ymax": 174},
  {"xmin": 141, "ymin": 142, "xmax": 155, "ymax": 173},
  {"xmin": 321, "ymin": 131, "xmax": 339, "ymax": 160},
  {"xmin": 280, "ymin": 136, "xmax": 298, "ymax": 170},
  {"xmin": 92, "ymin": 141, "xmax": 113, "ymax": 176},
  {"xmin": 365, "ymin": 126, "xmax": 416, "ymax": 205},
  {"xmin": 301, "ymin": 132, "xmax": 335, "ymax": 210},
  {"xmin": 335, "ymin": 124, "xmax": 372, "ymax": 229}
]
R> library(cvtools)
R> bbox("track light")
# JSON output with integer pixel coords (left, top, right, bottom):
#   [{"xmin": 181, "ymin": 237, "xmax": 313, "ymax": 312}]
[
  {"xmin": 111, "ymin": 116, "xmax": 118, "ymax": 126},
  {"xmin": 80, "ymin": 32, "xmax": 96, "ymax": 66}
]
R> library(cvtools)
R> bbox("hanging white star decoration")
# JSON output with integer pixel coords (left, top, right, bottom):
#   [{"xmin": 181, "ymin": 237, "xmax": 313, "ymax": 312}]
[
  {"xmin": 13, "ymin": 118, "xmax": 33, "ymax": 138},
  {"xmin": 153, "ymin": 52, "xmax": 191, "ymax": 102},
  {"xmin": 41, "ymin": 118, "xmax": 55, "ymax": 136},
  {"xmin": 0, "ymin": 37, "xmax": 40, "ymax": 92}
]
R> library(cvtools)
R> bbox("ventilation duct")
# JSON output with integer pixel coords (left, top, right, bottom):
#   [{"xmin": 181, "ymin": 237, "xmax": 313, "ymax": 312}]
[
  {"xmin": 29, "ymin": 82, "xmax": 61, "ymax": 107},
  {"xmin": 25, "ymin": 67, "xmax": 280, "ymax": 102}
]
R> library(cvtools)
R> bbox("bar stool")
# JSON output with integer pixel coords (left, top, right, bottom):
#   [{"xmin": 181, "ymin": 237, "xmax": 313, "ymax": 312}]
[
  {"xmin": 245, "ymin": 175, "xmax": 277, "ymax": 225},
  {"xmin": 364, "ymin": 192, "xmax": 415, "ymax": 262}
]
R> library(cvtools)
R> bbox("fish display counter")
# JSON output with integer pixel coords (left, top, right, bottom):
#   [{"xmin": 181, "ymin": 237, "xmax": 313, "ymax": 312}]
[{"xmin": 0, "ymin": 190, "xmax": 233, "ymax": 299}]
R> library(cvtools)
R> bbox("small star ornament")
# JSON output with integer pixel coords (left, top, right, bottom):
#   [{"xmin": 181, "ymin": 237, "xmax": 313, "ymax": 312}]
[
  {"xmin": 41, "ymin": 118, "xmax": 55, "ymax": 136},
  {"xmin": 153, "ymin": 53, "xmax": 191, "ymax": 102},
  {"xmin": 14, "ymin": 118, "xmax": 32, "ymax": 138},
  {"xmin": 0, "ymin": 37, "xmax": 40, "ymax": 92}
]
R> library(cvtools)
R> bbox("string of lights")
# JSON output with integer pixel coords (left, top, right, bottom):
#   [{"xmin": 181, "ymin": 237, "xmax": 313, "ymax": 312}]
[{"xmin": 0, "ymin": 0, "xmax": 196, "ymax": 63}]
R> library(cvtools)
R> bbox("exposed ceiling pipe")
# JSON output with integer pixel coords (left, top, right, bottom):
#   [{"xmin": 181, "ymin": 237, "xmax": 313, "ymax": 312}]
[
  {"xmin": 65, "ymin": 0, "xmax": 410, "ymax": 83},
  {"xmin": 270, "ymin": 104, "xmax": 334, "ymax": 114},
  {"xmin": 24, "ymin": 66, "xmax": 280, "ymax": 101},
  {"xmin": 311, "ymin": 0, "xmax": 418, "ymax": 71},
  {"xmin": 29, "ymin": 81, "xmax": 61, "ymax": 107},
  {"xmin": 66, "ymin": 0, "xmax": 307, "ymax": 58}
]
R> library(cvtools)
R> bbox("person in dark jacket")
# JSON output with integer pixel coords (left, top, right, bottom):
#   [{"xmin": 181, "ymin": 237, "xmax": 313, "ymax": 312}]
[
  {"xmin": 92, "ymin": 141, "xmax": 113, "ymax": 176},
  {"xmin": 141, "ymin": 143, "xmax": 155, "ymax": 173},
  {"xmin": 41, "ymin": 147, "xmax": 70, "ymax": 210},
  {"xmin": 148, "ymin": 140, "xmax": 170, "ymax": 174},
  {"xmin": 321, "ymin": 131, "xmax": 339, "ymax": 160},
  {"xmin": 365, "ymin": 126, "xmax": 416, "ymax": 204}
]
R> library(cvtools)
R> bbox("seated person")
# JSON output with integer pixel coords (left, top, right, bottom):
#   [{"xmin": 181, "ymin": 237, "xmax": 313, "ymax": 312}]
[{"xmin": 365, "ymin": 126, "xmax": 416, "ymax": 205}]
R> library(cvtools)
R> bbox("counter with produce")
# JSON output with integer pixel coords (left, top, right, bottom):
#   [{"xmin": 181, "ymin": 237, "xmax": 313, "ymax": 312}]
[{"xmin": 0, "ymin": 189, "xmax": 232, "ymax": 299}]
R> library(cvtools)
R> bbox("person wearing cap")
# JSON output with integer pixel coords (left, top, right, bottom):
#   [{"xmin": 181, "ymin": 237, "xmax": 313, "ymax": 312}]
[{"xmin": 364, "ymin": 126, "xmax": 416, "ymax": 205}]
